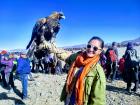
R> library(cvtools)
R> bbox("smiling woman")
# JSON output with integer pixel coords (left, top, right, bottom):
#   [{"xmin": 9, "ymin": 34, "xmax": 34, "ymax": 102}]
[{"xmin": 64, "ymin": 36, "xmax": 106, "ymax": 105}]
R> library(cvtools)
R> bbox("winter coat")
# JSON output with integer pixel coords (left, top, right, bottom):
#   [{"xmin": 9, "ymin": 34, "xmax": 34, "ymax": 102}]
[
  {"xmin": 1, "ymin": 59, "xmax": 13, "ymax": 74},
  {"xmin": 17, "ymin": 57, "xmax": 31, "ymax": 74},
  {"xmin": 118, "ymin": 58, "xmax": 125, "ymax": 73},
  {"xmin": 84, "ymin": 63, "xmax": 106, "ymax": 105}
]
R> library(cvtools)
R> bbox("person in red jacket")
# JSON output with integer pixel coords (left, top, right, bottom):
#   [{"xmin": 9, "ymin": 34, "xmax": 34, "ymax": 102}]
[{"xmin": 118, "ymin": 55, "xmax": 125, "ymax": 74}]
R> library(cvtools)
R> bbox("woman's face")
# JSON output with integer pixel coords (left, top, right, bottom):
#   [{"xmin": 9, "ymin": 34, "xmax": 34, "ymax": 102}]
[{"xmin": 86, "ymin": 39, "xmax": 102, "ymax": 57}]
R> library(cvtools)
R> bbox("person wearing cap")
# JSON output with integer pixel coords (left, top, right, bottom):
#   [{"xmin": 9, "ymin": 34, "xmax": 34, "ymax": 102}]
[
  {"xmin": 17, "ymin": 52, "xmax": 31, "ymax": 100},
  {"xmin": 124, "ymin": 42, "xmax": 139, "ymax": 93},
  {"xmin": 1, "ymin": 50, "xmax": 7, "ymax": 55}
]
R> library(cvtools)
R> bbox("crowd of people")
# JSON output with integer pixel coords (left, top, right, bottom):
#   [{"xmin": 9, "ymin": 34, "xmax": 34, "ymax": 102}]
[
  {"xmin": 0, "ymin": 36, "xmax": 140, "ymax": 105},
  {"xmin": 30, "ymin": 53, "xmax": 63, "ymax": 74},
  {"xmin": 0, "ymin": 51, "xmax": 31, "ymax": 100},
  {"xmin": 104, "ymin": 42, "xmax": 140, "ymax": 93}
]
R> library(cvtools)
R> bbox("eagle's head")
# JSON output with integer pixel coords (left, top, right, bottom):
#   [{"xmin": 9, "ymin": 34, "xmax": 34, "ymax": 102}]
[{"xmin": 49, "ymin": 11, "xmax": 65, "ymax": 20}]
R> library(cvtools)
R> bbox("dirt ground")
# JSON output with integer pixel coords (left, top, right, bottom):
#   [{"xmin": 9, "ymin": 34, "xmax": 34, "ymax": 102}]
[{"xmin": 0, "ymin": 73, "xmax": 139, "ymax": 105}]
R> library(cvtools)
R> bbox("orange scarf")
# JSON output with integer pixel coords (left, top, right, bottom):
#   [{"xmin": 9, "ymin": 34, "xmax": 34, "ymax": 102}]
[{"xmin": 66, "ymin": 52, "xmax": 100, "ymax": 105}]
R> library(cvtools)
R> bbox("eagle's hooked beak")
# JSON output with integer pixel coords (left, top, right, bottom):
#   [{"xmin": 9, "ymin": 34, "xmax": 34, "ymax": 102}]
[{"xmin": 61, "ymin": 16, "xmax": 65, "ymax": 19}]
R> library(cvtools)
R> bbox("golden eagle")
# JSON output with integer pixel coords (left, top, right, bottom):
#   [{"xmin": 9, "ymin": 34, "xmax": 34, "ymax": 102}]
[{"xmin": 26, "ymin": 11, "xmax": 65, "ymax": 49}]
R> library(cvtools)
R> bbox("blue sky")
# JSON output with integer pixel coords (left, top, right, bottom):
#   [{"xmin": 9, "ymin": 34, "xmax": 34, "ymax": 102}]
[{"xmin": 0, "ymin": 0, "xmax": 140, "ymax": 50}]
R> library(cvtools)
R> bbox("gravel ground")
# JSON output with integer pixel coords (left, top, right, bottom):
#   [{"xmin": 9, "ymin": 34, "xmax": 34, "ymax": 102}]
[{"xmin": 0, "ymin": 73, "xmax": 139, "ymax": 105}]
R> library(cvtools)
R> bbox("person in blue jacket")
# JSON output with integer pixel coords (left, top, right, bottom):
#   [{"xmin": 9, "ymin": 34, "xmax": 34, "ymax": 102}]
[{"xmin": 17, "ymin": 52, "xmax": 31, "ymax": 100}]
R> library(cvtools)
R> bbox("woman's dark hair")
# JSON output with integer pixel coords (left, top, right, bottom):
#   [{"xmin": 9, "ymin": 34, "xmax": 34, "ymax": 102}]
[{"xmin": 88, "ymin": 36, "xmax": 104, "ymax": 49}]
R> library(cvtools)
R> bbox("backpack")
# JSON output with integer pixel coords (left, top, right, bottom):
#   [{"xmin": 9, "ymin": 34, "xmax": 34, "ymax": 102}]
[
  {"xmin": 126, "ymin": 49, "xmax": 138, "ymax": 68},
  {"xmin": 107, "ymin": 49, "xmax": 117, "ymax": 62}
]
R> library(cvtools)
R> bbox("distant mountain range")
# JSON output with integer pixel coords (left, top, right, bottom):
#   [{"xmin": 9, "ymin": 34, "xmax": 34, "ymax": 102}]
[
  {"xmin": 9, "ymin": 49, "xmax": 27, "ymax": 52},
  {"xmin": 62, "ymin": 44, "xmax": 86, "ymax": 49},
  {"xmin": 0, "ymin": 49, "xmax": 27, "ymax": 53},
  {"xmin": 121, "ymin": 37, "xmax": 140, "ymax": 45},
  {"xmin": 63, "ymin": 37, "xmax": 140, "ymax": 49}
]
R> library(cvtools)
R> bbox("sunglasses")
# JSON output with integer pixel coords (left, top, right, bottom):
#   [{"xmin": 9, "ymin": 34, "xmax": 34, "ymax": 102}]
[{"xmin": 87, "ymin": 44, "xmax": 102, "ymax": 51}]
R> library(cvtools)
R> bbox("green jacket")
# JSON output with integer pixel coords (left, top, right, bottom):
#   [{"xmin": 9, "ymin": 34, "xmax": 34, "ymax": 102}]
[
  {"xmin": 61, "ymin": 53, "xmax": 106, "ymax": 105},
  {"xmin": 84, "ymin": 63, "xmax": 106, "ymax": 105}
]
